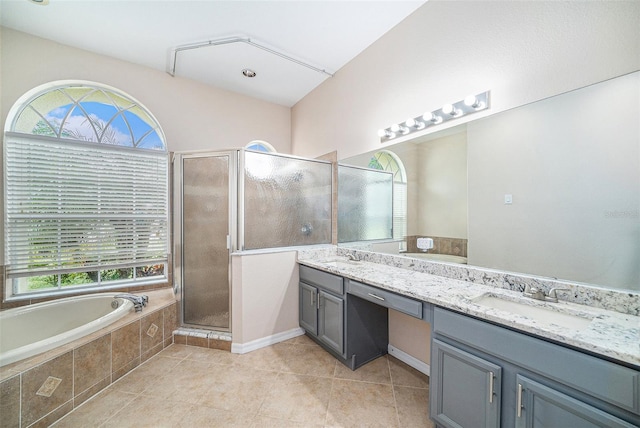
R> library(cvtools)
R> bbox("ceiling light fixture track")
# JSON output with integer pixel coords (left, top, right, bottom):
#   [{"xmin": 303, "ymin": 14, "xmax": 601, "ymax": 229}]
[{"xmin": 167, "ymin": 36, "xmax": 334, "ymax": 78}]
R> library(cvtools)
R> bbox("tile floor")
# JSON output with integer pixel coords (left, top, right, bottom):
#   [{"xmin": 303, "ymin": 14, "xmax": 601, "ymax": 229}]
[{"xmin": 53, "ymin": 335, "xmax": 434, "ymax": 427}]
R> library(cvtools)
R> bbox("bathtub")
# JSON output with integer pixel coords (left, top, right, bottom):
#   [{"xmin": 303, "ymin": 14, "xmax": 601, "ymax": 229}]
[
  {"xmin": 404, "ymin": 253, "xmax": 468, "ymax": 264},
  {"xmin": 0, "ymin": 293, "xmax": 134, "ymax": 367}
]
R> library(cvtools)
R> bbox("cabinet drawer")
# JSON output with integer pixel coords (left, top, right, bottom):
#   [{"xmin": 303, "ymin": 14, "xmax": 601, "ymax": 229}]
[
  {"xmin": 299, "ymin": 265, "xmax": 344, "ymax": 295},
  {"xmin": 434, "ymin": 307, "xmax": 640, "ymax": 415},
  {"xmin": 347, "ymin": 279, "xmax": 423, "ymax": 319}
]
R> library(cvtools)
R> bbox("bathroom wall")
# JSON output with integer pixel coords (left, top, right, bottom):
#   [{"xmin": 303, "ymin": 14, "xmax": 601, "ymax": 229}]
[
  {"xmin": 231, "ymin": 251, "xmax": 301, "ymax": 350},
  {"xmin": 0, "ymin": 27, "xmax": 291, "ymax": 267},
  {"xmin": 0, "ymin": 28, "xmax": 291, "ymax": 154},
  {"xmin": 291, "ymin": 1, "xmax": 640, "ymax": 161},
  {"xmin": 291, "ymin": 0, "xmax": 640, "ymax": 368},
  {"xmin": 417, "ymin": 132, "xmax": 467, "ymax": 240},
  {"xmin": 467, "ymin": 72, "xmax": 640, "ymax": 289}
]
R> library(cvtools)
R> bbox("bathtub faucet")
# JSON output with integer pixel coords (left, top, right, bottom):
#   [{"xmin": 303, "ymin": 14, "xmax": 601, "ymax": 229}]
[{"xmin": 114, "ymin": 293, "xmax": 149, "ymax": 312}]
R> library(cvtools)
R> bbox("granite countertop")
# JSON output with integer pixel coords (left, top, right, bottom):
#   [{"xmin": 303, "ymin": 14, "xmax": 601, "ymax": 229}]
[{"xmin": 297, "ymin": 253, "xmax": 640, "ymax": 368}]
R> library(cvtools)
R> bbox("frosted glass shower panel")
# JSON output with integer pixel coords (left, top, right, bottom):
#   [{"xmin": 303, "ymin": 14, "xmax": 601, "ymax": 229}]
[
  {"xmin": 243, "ymin": 151, "xmax": 332, "ymax": 249},
  {"xmin": 182, "ymin": 155, "xmax": 230, "ymax": 330},
  {"xmin": 338, "ymin": 165, "xmax": 393, "ymax": 243}
]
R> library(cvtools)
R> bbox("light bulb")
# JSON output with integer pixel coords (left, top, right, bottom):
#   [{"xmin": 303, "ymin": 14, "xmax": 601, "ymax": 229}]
[
  {"xmin": 423, "ymin": 112, "xmax": 442, "ymax": 124},
  {"xmin": 464, "ymin": 95, "xmax": 485, "ymax": 109},
  {"xmin": 378, "ymin": 129, "xmax": 396, "ymax": 139},
  {"xmin": 442, "ymin": 103, "xmax": 462, "ymax": 117},
  {"xmin": 390, "ymin": 123, "xmax": 409, "ymax": 135},
  {"xmin": 405, "ymin": 118, "xmax": 425, "ymax": 130}
]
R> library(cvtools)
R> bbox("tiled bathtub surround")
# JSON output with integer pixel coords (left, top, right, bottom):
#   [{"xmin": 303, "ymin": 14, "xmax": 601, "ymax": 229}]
[
  {"xmin": 0, "ymin": 288, "xmax": 177, "ymax": 428},
  {"xmin": 406, "ymin": 235, "xmax": 467, "ymax": 257},
  {"xmin": 297, "ymin": 246, "xmax": 640, "ymax": 366}
]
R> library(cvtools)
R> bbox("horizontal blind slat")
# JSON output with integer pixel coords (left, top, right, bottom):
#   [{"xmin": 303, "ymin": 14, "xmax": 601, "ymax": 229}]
[{"xmin": 5, "ymin": 137, "xmax": 169, "ymax": 276}]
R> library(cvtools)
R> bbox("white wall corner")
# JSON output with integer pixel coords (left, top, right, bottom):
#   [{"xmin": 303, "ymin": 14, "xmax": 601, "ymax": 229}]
[
  {"xmin": 231, "ymin": 327, "xmax": 305, "ymax": 354},
  {"xmin": 388, "ymin": 344, "xmax": 430, "ymax": 376}
]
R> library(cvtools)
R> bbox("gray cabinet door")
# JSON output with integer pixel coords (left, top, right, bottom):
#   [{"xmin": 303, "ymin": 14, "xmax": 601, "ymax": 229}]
[
  {"xmin": 299, "ymin": 282, "xmax": 318, "ymax": 335},
  {"xmin": 318, "ymin": 290, "xmax": 344, "ymax": 355},
  {"xmin": 431, "ymin": 339, "xmax": 501, "ymax": 428},
  {"xmin": 515, "ymin": 375, "xmax": 637, "ymax": 428}
]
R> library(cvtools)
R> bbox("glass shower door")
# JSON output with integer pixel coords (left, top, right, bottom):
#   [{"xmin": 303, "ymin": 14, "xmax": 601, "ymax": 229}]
[{"xmin": 178, "ymin": 152, "xmax": 233, "ymax": 331}]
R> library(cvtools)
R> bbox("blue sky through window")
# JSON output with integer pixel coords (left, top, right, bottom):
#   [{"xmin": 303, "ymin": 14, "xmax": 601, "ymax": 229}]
[{"xmin": 44, "ymin": 101, "xmax": 163, "ymax": 150}]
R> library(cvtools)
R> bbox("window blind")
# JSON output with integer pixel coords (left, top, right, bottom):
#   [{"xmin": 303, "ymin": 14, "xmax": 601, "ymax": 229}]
[
  {"xmin": 393, "ymin": 182, "xmax": 407, "ymax": 247},
  {"xmin": 4, "ymin": 135, "xmax": 169, "ymax": 277}
]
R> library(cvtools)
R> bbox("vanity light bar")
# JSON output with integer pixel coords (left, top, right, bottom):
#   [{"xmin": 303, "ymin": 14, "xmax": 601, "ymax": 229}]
[{"xmin": 378, "ymin": 91, "xmax": 490, "ymax": 142}]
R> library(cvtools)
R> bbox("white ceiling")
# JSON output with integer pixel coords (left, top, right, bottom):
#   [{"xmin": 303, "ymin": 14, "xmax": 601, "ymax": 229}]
[{"xmin": 0, "ymin": 0, "xmax": 425, "ymax": 106}]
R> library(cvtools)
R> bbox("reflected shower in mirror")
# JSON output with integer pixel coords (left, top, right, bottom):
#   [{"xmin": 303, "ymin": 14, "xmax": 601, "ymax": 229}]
[
  {"xmin": 337, "ymin": 165, "xmax": 393, "ymax": 243},
  {"xmin": 340, "ymin": 71, "xmax": 639, "ymax": 292}
]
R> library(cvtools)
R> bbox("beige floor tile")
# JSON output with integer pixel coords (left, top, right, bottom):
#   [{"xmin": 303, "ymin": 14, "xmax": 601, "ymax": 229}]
[
  {"xmin": 251, "ymin": 415, "xmax": 324, "ymax": 427},
  {"xmin": 157, "ymin": 344, "xmax": 196, "ymax": 360},
  {"xmin": 258, "ymin": 373, "xmax": 332, "ymax": 423},
  {"xmin": 197, "ymin": 365, "xmax": 279, "ymax": 413},
  {"xmin": 139, "ymin": 360, "xmax": 217, "ymax": 402},
  {"xmin": 234, "ymin": 342, "xmax": 292, "ymax": 372},
  {"xmin": 53, "ymin": 340, "xmax": 435, "ymax": 427},
  {"xmin": 289, "ymin": 334, "xmax": 317, "ymax": 346},
  {"xmin": 326, "ymin": 379, "xmax": 398, "ymax": 427},
  {"xmin": 111, "ymin": 355, "xmax": 181, "ymax": 394},
  {"xmin": 102, "ymin": 395, "xmax": 192, "ymax": 428},
  {"xmin": 334, "ymin": 355, "xmax": 391, "ymax": 384},
  {"xmin": 52, "ymin": 388, "xmax": 137, "ymax": 428},
  {"xmin": 178, "ymin": 404, "xmax": 256, "ymax": 427},
  {"xmin": 389, "ymin": 356, "xmax": 429, "ymax": 389},
  {"xmin": 281, "ymin": 344, "xmax": 338, "ymax": 377},
  {"xmin": 183, "ymin": 346, "xmax": 238, "ymax": 365},
  {"xmin": 394, "ymin": 386, "xmax": 434, "ymax": 428}
]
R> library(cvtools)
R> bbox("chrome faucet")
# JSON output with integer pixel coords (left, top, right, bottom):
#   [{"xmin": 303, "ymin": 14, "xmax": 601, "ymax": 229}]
[
  {"xmin": 523, "ymin": 285, "xmax": 546, "ymax": 301},
  {"xmin": 115, "ymin": 293, "xmax": 149, "ymax": 312},
  {"xmin": 346, "ymin": 253, "xmax": 360, "ymax": 262},
  {"xmin": 523, "ymin": 285, "xmax": 569, "ymax": 303}
]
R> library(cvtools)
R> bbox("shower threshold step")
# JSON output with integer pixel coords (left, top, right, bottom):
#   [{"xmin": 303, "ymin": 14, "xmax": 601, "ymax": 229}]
[{"xmin": 173, "ymin": 327, "xmax": 232, "ymax": 351}]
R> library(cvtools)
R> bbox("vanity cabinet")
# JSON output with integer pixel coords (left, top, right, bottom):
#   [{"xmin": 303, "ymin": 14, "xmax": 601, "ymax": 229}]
[
  {"xmin": 431, "ymin": 339, "xmax": 501, "ymax": 428},
  {"xmin": 431, "ymin": 307, "xmax": 640, "ymax": 428},
  {"xmin": 300, "ymin": 280, "xmax": 344, "ymax": 354},
  {"xmin": 514, "ymin": 375, "xmax": 636, "ymax": 428},
  {"xmin": 299, "ymin": 265, "xmax": 388, "ymax": 369}
]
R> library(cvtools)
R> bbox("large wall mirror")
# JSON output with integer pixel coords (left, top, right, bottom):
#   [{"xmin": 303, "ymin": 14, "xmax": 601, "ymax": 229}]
[{"xmin": 339, "ymin": 71, "xmax": 639, "ymax": 292}]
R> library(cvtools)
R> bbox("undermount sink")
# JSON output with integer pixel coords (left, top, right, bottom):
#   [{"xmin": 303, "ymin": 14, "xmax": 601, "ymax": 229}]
[
  {"xmin": 472, "ymin": 294, "xmax": 594, "ymax": 331},
  {"xmin": 318, "ymin": 257, "xmax": 361, "ymax": 268}
]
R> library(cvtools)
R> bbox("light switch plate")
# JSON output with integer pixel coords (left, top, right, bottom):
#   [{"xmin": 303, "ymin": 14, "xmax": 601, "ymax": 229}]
[{"xmin": 504, "ymin": 194, "xmax": 513, "ymax": 204}]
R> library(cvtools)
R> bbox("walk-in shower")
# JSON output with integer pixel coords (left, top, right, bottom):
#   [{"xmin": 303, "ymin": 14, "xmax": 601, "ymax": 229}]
[{"xmin": 173, "ymin": 149, "xmax": 332, "ymax": 332}]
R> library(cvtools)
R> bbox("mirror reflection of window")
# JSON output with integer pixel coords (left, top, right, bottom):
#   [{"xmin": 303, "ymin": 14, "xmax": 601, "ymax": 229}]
[{"xmin": 368, "ymin": 151, "xmax": 407, "ymax": 251}]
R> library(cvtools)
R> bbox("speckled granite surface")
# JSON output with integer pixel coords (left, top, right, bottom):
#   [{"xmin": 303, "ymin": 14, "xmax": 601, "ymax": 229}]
[{"xmin": 297, "ymin": 247, "xmax": 640, "ymax": 367}]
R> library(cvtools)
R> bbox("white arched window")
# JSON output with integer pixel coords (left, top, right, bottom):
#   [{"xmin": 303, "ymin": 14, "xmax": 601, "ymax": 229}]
[
  {"xmin": 369, "ymin": 150, "xmax": 408, "ymax": 249},
  {"xmin": 245, "ymin": 140, "xmax": 276, "ymax": 153},
  {"xmin": 4, "ymin": 81, "xmax": 168, "ymax": 297}
]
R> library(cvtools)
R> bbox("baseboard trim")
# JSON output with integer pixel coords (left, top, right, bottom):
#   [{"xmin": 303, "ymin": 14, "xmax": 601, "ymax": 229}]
[
  {"xmin": 231, "ymin": 327, "xmax": 305, "ymax": 354},
  {"xmin": 388, "ymin": 344, "xmax": 430, "ymax": 376}
]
